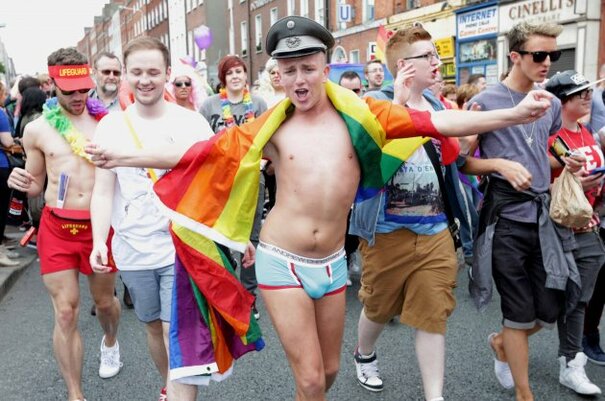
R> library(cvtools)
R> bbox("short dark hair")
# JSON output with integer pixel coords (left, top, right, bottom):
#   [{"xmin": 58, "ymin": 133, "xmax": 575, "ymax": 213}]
[
  {"xmin": 338, "ymin": 70, "xmax": 361, "ymax": 85},
  {"xmin": 18, "ymin": 76, "xmax": 41, "ymax": 95},
  {"xmin": 47, "ymin": 47, "xmax": 88, "ymax": 67},
  {"xmin": 123, "ymin": 37, "xmax": 170, "ymax": 69},
  {"xmin": 467, "ymin": 73, "xmax": 485, "ymax": 85},
  {"xmin": 94, "ymin": 51, "xmax": 122, "ymax": 69}
]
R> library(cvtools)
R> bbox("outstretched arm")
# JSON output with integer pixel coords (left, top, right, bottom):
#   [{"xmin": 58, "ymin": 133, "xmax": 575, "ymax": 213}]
[
  {"xmin": 86, "ymin": 142, "xmax": 191, "ymax": 170},
  {"xmin": 90, "ymin": 168, "xmax": 116, "ymax": 273},
  {"xmin": 431, "ymin": 90, "xmax": 553, "ymax": 137}
]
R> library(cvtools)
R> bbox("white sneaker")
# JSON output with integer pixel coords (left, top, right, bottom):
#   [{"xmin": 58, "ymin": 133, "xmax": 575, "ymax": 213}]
[
  {"xmin": 99, "ymin": 336, "xmax": 123, "ymax": 379},
  {"xmin": 488, "ymin": 333, "xmax": 514, "ymax": 389},
  {"xmin": 559, "ymin": 353, "xmax": 602, "ymax": 395},
  {"xmin": 354, "ymin": 347, "xmax": 383, "ymax": 392}
]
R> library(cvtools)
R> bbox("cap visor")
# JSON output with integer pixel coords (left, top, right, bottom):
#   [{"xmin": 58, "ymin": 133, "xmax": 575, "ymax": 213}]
[
  {"xmin": 565, "ymin": 77, "xmax": 605, "ymax": 96},
  {"xmin": 54, "ymin": 76, "xmax": 95, "ymax": 91}
]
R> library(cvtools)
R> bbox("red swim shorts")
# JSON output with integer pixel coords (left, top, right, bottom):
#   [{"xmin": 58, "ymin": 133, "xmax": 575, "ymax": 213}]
[{"xmin": 37, "ymin": 206, "xmax": 117, "ymax": 276}]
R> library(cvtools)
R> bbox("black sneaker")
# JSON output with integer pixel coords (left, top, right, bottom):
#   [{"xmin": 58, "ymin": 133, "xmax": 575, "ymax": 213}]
[
  {"xmin": 354, "ymin": 347, "xmax": 383, "ymax": 392},
  {"xmin": 252, "ymin": 301, "xmax": 260, "ymax": 320}
]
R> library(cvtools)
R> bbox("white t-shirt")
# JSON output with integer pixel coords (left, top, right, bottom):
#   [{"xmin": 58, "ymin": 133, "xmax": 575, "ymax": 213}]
[{"xmin": 95, "ymin": 102, "xmax": 212, "ymax": 270}]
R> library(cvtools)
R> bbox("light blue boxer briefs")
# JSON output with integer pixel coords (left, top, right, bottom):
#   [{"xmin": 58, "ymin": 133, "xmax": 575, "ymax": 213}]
[{"xmin": 256, "ymin": 242, "xmax": 347, "ymax": 299}]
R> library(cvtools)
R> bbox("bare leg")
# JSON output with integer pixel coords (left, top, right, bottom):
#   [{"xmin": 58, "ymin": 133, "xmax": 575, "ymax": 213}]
[
  {"xmin": 500, "ymin": 326, "xmax": 541, "ymax": 401},
  {"xmin": 261, "ymin": 287, "xmax": 328, "ymax": 401},
  {"xmin": 146, "ymin": 319, "xmax": 168, "ymax": 381},
  {"xmin": 314, "ymin": 291, "xmax": 346, "ymax": 390},
  {"xmin": 415, "ymin": 330, "xmax": 445, "ymax": 401},
  {"xmin": 357, "ymin": 309, "xmax": 386, "ymax": 355},
  {"xmin": 163, "ymin": 322, "xmax": 198, "ymax": 400},
  {"xmin": 88, "ymin": 272, "xmax": 120, "ymax": 347},
  {"xmin": 43, "ymin": 269, "xmax": 84, "ymax": 401}
]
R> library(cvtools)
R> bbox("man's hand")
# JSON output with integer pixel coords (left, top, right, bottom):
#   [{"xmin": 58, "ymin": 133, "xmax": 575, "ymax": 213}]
[
  {"xmin": 85, "ymin": 143, "xmax": 120, "ymax": 169},
  {"xmin": 7, "ymin": 167, "xmax": 34, "ymax": 192},
  {"xmin": 393, "ymin": 61, "xmax": 416, "ymax": 106},
  {"xmin": 514, "ymin": 90, "xmax": 553, "ymax": 123},
  {"xmin": 496, "ymin": 159, "xmax": 532, "ymax": 191},
  {"xmin": 90, "ymin": 243, "xmax": 112, "ymax": 273},
  {"xmin": 242, "ymin": 242, "xmax": 256, "ymax": 268}
]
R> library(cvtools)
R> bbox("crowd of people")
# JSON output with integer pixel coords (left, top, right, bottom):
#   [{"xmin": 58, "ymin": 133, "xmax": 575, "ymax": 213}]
[{"xmin": 0, "ymin": 14, "xmax": 604, "ymax": 401}]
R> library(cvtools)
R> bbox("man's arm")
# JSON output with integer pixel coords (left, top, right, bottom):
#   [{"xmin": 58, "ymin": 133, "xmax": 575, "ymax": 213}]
[
  {"xmin": 89, "ymin": 167, "xmax": 116, "ymax": 273},
  {"xmin": 7, "ymin": 124, "xmax": 46, "ymax": 196},
  {"xmin": 86, "ymin": 141, "xmax": 192, "ymax": 170},
  {"xmin": 430, "ymin": 90, "xmax": 553, "ymax": 137},
  {"xmin": 461, "ymin": 156, "xmax": 532, "ymax": 191}
]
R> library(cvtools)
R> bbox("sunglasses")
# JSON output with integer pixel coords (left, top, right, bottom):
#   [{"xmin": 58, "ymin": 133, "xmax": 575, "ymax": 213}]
[
  {"xmin": 59, "ymin": 88, "xmax": 90, "ymax": 96},
  {"xmin": 515, "ymin": 50, "xmax": 562, "ymax": 63},
  {"xmin": 351, "ymin": 88, "xmax": 361, "ymax": 94},
  {"xmin": 174, "ymin": 81, "xmax": 192, "ymax": 88},
  {"xmin": 101, "ymin": 69, "xmax": 121, "ymax": 77},
  {"xmin": 572, "ymin": 88, "xmax": 593, "ymax": 100}
]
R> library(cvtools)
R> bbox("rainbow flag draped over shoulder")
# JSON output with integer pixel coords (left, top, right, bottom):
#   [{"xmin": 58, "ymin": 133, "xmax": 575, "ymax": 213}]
[{"xmin": 154, "ymin": 81, "xmax": 458, "ymax": 383}]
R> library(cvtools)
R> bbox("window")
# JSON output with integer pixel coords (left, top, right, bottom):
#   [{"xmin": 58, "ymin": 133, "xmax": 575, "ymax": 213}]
[
  {"xmin": 406, "ymin": 0, "xmax": 420, "ymax": 9},
  {"xmin": 349, "ymin": 49, "xmax": 360, "ymax": 64},
  {"xmin": 362, "ymin": 0, "xmax": 375, "ymax": 22},
  {"xmin": 188, "ymin": 30, "xmax": 193, "ymax": 56},
  {"xmin": 287, "ymin": 0, "xmax": 295, "ymax": 15},
  {"xmin": 255, "ymin": 14, "xmax": 263, "ymax": 53},
  {"xmin": 270, "ymin": 7, "xmax": 279, "ymax": 26},
  {"xmin": 300, "ymin": 0, "xmax": 308, "ymax": 18},
  {"xmin": 314, "ymin": 0, "xmax": 324, "ymax": 25},
  {"xmin": 241, "ymin": 21, "xmax": 248, "ymax": 56}
]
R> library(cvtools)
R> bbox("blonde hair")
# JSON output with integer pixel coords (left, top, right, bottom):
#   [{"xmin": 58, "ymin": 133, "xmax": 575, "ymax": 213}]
[
  {"xmin": 385, "ymin": 24, "xmax": 432, "ymax": 77},
  {"xmin": 507, "ymin": 21, "xmax": 563, "ymax": 52}
]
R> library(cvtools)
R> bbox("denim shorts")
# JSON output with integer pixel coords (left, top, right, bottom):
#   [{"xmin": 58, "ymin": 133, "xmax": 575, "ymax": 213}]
[{"xmin": 120, "ymin": 264, "xmax": 174, "ymax": 323}]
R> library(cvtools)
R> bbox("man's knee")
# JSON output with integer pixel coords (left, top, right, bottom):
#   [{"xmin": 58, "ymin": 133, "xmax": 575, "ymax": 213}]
[
  {"xmin": 55, "ymin": 304, "xmax": 78, "ymax": 330},
  {"xmin": 297, "ymin": 370, "xmax": 326, "ymax": 397},
  {"xmin": 146, "ymin": 320, "xmax": 164, "ymax": 337}
]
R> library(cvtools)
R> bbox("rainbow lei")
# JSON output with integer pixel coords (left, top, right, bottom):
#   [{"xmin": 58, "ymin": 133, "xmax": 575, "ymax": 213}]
[
  {"xmin": 219, "ymin": 87, "xmax": 255, "ymax": 129},
  {"xmin": 42, "ymin": 97, "xmax": 108, "ymax": 162}
]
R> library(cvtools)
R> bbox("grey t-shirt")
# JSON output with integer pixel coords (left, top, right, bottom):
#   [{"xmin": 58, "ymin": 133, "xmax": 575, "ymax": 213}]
[
  {"xmin": 590, "ymin": 88, "xmax": 605, "ymax": 133},
  {"xmin": 200, "ymin": 93, "xmax": 267, "ymax": 134},
  {"xmin": 471, "ymin": 82, "xmax": 562, "ymax": 223}
]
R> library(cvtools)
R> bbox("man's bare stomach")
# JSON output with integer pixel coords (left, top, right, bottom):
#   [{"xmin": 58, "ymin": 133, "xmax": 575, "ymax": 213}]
[
  {"xmin": 260, "ymin": 206, "xmax": 348, "ymax": 258},
  {"xmin": 43, "ymin": 170, "xmax": 95, "ymax": 210}
]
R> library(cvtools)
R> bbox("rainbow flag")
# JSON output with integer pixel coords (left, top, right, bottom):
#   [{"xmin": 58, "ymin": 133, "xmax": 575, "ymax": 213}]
[
  {"xmin": 375, "ymin": 25, "xmax": 394, "ymax": 62},
  {"xmin": 154, "ymin": 81, "xmax": 458, "ymax": 382}
]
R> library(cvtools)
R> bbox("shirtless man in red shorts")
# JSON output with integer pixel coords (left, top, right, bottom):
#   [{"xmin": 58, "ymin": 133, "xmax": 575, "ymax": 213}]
[{"xmin": 7, "ymin": 47, "xmax": 121, "ymax": 401}]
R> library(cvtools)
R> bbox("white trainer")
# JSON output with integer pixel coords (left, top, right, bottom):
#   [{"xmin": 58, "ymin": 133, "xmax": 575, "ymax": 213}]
[
  {"xmin": 99, "ymin": 336, "xmax": 123, "ymax": 379},
  {"xmin": 488, "ymin": 333, "xmax": 514, "ymax": 389},
  {"xmin": 354, "ymin": 348, "xmax": 383, "ymax": 392},
  {"xmin": 559, "ymin": 353, "xmax": 602, "ymax": 395}
]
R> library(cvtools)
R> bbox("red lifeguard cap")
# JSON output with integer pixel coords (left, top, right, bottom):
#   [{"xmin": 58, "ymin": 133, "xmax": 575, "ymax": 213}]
[{"xmin": 48, "ymin": 64, "xmax": 95, "ymax": 91}]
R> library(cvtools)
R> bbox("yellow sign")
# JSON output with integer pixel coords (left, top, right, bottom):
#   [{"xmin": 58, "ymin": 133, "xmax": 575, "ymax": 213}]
[
  {"xmin": 440, "ymin": 62, "xmax": 456, "ymax": 78},
  {"xmin": 434, "ymin": 37, "xmax": 455, "ymax": 59}
]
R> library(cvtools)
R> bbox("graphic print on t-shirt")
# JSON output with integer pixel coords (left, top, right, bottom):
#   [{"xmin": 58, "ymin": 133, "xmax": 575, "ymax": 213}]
[{"xmin": 384, "ymin": 140, "xmax": 446, "ymax": 224}]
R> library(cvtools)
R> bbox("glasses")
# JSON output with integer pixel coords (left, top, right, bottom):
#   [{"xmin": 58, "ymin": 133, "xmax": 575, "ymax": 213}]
[
  {"xmin": 59, "ymin": 88, "xmax": 90, "ymax": 96},
  {"xmin": 404, "ymin": 51, "xmax": 440, "ymax": 62},
  {"xmin": 515, "ymin": 50, "xmax": 562, "ymax": 63},
  {"xmin": 351, "ymin": 88, "xmax": 361, "ymax": 94},
  {"xmin": 572, "ymin": 88, "xmax": 593, "ymax": 100},
  {"xmin": 100, "ymin": 69, "xmax": 121, "ymax": 77},
  {"xmin": 367, "ymin": 68, "xmax": 383, "ymax": 74},
  {"xmin": 174, "ymin": 81, "xmax": 192, "ymax": 88}
]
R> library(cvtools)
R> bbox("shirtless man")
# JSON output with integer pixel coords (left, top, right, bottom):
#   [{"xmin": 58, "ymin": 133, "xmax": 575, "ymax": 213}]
[
  {"xmin": 86, "ymin": 17, "xmax": 553, "ymax": 401},
  {"xmin": 7, "ymin": 48, "xmax": 121, "ymax": 401}
]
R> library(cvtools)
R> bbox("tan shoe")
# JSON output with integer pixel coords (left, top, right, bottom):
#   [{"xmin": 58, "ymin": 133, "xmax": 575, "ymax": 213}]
[{"xmin": 0, "ymin": 254, "xmax": 19, "ymax": 266}]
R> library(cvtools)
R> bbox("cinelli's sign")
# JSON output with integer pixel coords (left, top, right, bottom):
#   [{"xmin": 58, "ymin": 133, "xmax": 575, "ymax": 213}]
[{"xmin": 500, "ymin": 0, "xmax": 580, "ymax": 32}]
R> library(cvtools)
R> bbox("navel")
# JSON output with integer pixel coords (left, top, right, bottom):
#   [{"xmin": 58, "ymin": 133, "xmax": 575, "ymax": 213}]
[
  {"xmin": 348, "ymin": 153, "xmax": 353, "ymax": 159},
  {"xmin": 288, "ymin": 154, "xmax": 294, "ymax": 160}
]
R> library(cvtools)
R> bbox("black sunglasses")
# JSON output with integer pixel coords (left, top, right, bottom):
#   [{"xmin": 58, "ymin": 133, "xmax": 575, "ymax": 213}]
[
  {"xmin": 101, "ymin": 69, "xmax": 121, "ymax": 77},
  {"xmin": 351, "ymin": 88, "xmax": 361, "ymax": 94},
  {"xmin": 515, "ymin": 50, "xmax": 562, "ymax": 63},
  {"xmin": 174, "ymin": 81, "xmax": 192, "ymax": 88},
  {"xmin": 59, "ymin": 88, "xmax": 90, "ymax": 96}
]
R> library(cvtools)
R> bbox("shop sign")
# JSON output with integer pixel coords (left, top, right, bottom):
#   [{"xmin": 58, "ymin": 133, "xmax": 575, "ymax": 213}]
[
  {"xmin": 457, "ymin": 5, "xmax": 498, "ymax": 39},
  {"xmin": 441, "ymin": 62, "xmax": 456, "ymax": 78},
  {"xmin": 434, "ymin": 37, "xmax": 455, "ymax": 59},
  {"xmin": 499, "ymin": 0, "xmax": 580, "ymax": 33}
]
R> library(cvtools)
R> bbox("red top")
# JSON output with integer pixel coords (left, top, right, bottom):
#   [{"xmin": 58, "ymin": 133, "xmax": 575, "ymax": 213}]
[{"xmin": 548, "ymin": 124, "xmax": 604, "ymax": 206}]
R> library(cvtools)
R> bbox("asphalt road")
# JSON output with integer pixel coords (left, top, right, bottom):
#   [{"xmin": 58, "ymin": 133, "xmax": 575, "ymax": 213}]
[{"xmin": 0, "ymin": 256, "xmax": 603, "ymax": 401}]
